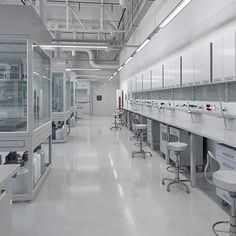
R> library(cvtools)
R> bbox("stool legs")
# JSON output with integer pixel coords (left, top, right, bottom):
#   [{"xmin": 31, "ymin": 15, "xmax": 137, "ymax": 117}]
[
  {"xmin": 132, "ymin": 130, "xmax": 152, "ymax": 159},
  {"xmin": 110, "ymin": 115, "xmax": 121, "ymax": 130},
  {"xmin": 130, "ymin": 127, "xmax": 138, "ymax": 141},
  {"xmin": 162, "ymin": 152, "xmax": 190, "ymax": 193}
]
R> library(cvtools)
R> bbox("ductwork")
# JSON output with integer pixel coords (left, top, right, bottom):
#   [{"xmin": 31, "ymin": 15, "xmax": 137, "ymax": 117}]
[
  {"xmin": 120, "ymin": 0, "xmax": 128, "ymax": 8},
  {"xmin": 63, "ymin": 49, "xmax": 118, "ymax": 70},
  {"xmin": 34, "ymin": 0, "xmax": 48, "ymax": 25}
]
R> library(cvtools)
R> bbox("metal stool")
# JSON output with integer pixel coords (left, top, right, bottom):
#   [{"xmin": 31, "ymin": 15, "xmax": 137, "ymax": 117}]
[
  {"xmin": 162, "ymin": 142, "xmax": 190, "ymax": 193},
  {"xmin": 110, "ymin": 113, "xmax": 121, "ymax": 130},
  {"xmin": 117, "ymin": 110, "xmax": 124, "ymax": 127},
  {"xmin": 205, "ymin": 151, "xmax": 236, "ymax": 236},
  {"xmin": 129, "ymin": 114, "xmax": 139, "ymax": 140},
  {"xmin": 132, "ymin": 124, "xmax": 152, "ymax": 159}
]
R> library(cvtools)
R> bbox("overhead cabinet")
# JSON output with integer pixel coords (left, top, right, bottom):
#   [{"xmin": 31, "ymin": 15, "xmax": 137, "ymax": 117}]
[
  {"xmin": 132, "ymin": 77, "xmax": 137, "ymax": 92},
  {"xmin": 152, "ymin": 64, "xmax": 163, "ymax": 89},
  {"xmin": 182, "ymin": 48, "xmax": 194, "ymax": 86},
  {"xmin": 137, "ymin": 74, "xmax": 143, "ymax": 91},
  {"xmin": 143, "ymin": 70, "xmax": 151, "ymax": 90},
  {"xmin": 127, "ymin": 78, "xmax": 132, "ymax": 93},
  {"xmin": 193, "ymin": 37, "xmax": 211, "ymax": 84},
  {"xmin": 164, "ymin": 56, "xmax": 180, "ymax": 88},
  {"xmin": 212, "ymin": 22, "xmax": 236, "ymax": 82}
]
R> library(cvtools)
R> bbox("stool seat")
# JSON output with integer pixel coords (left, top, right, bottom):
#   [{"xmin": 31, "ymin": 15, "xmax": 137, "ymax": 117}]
[
  {"xmin": 134, "ymin": 124, "xmax": 147, "ymax": 130},
  {"xmin": 167, "ymin": 142, "xmax": 188, "ymax": 152},
  {"xmin": 112, "ymin": 113, "xmax": 119, "ymax": 117},
  {"xmin": 213, "ymin": 170, "xmax": 236, "ymax": 193}
]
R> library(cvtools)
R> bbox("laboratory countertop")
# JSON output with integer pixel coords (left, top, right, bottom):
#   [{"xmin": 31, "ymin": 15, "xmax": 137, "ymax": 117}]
[
  {"xmin": 0, "ymin": 165, "xmax": 20, "ymax": 189},
  {"xmin": 123, "ymin": 106, "xmax": 236, "ymax": 148}
]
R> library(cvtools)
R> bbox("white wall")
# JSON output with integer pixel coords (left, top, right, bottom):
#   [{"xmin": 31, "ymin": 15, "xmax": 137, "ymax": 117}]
[
  {"xmin": 119, "ymin": 0, "xmax": 236, "ymax": 91},
  {"xmin": 91, "ymin": 80, "xmax": 119, "ymax": 116}
]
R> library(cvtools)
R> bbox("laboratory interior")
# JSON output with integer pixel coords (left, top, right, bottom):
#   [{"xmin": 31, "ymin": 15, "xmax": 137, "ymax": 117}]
[{"xmin": 1, "ymin": 0, "xmax": 236, "ymax": 236}]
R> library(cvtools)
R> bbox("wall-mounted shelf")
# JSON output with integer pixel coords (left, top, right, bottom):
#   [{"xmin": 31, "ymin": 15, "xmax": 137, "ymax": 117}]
[{"xmin": 136, "ymin": 101, "xmax": 236, "ymax": 122}]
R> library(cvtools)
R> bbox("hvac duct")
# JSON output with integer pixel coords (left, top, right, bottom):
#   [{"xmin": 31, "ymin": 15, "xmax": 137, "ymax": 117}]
[
  {"xmin": 35, "ymin": 0, "xmax": 48, "ymax": 25},
  {"xmin": 63, "ymin": 49, "xmax": 118, "ymax": 70}
]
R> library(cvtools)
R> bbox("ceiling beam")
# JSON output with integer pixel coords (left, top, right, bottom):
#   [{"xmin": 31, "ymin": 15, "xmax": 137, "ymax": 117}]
[
  {"xmin": 49, "ymin": 28, "xmax": 126, "ymax": 34},
  {"xmin": 52, "ymin": 38, "xmax": 126, "ymax": 44},
  {"xmin": 46, "ymin": 0, "xmax": 120, "ymax": 6}
]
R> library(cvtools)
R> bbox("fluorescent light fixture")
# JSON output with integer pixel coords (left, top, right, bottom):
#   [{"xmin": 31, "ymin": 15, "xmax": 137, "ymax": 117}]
[
  {"xmin": 66, "ymin": 68, "xmax": 101, "ymax": 72},
  {"xmin": 113, "ymin": 72, "xmax": 118, "ymax": 76},
  {"xmin": 136, "ymin": 39, "xmax": 151, "ymax": 53},
  {"xmin": 159, "ymin": 0, "xmax": 192, "ymax": 29},
  {"xmin": 33, "ymin": 72, "xmax": 40, "ymax": 76},
  {"xmin": 125, "ymin": 56, "xmax": 133, "ymax": 65},
  {"xmin": 118, "ymin": 66, "xmax": 123, "ymax": 72},
  {"xmin": 109, "ymin": 76, "xmax": 113, "ymax": 80},
  {"xmin": 41, "ymin": 45, "xmax": 108, "ymax": 50}
]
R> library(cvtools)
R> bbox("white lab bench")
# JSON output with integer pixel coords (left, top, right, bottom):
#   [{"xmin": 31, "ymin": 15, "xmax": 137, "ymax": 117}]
[
  {"xmin": 0, "ymin": 164, "xmax": 19, "ymax": 236},
  {"xmin": 123, "ymin": 104, "xmax": 236, "ymax": 187}
]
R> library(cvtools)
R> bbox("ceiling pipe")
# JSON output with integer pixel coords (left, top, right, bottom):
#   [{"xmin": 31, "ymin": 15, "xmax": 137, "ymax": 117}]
[
  {"xmin": 63, "ymin": 49, "xmax": 119, "ymax": 69},
  {"xmin": 39, "ymin": 0, "xmax": 48, "ymax": 25},
  {"xmin": 119, "ymin": 0, "xmax": 128, "ymax": 8},
  {"xmin": 52, "ymin": 38, "xmax": 125, "ymax": 44},
  {"xmin": 34, "ymin": 0, "xmax": 48, "ymax": 25}
]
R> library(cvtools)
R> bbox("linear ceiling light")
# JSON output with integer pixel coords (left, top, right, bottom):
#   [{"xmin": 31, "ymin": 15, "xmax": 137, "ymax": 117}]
[
  {"xmin": 159, "ymin": 0, "xmax": 192, "ymax": 29},
  {"xmin": 113, "ymin": 72, "xmax": 118, "ymax": 76},
  {"xmin": 118, "ymin": 66, "xmax": 123, "ymax": 72},
  {"xmin": 41, "ymin": 45, "xmax": 108, "ymax": 50},
  {"xmin": 66, "ymin": 68, "xmax": 101, "ymax": 72},
  {"xmin": 33, "ymin": 72, "xmax": 40, "ymax": 76},
  {"xmin": 136, "ymin": 39, "xmax": 151, "ymax": 53},
  {"xmin": 124, "ymin": 56, "xmax": 133, "ymax": 65}
]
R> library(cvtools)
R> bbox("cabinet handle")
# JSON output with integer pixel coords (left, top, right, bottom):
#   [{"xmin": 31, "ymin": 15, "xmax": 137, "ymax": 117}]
[{"xmin": 0, "ymin": 190, "xmax": 6, "ymax": 201}]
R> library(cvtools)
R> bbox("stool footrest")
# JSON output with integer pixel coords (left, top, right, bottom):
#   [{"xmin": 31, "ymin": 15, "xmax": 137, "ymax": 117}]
[
  {"xmin": 212, "ymin": 221, "xmax": 230, "ymax": 236},
  {"xmin": 167, "ymin": 166, "xmax": 186, "ymax": 174},
  {"xmin": 132, "ymin": 150, "xmax": 152, "ymax": 159}
]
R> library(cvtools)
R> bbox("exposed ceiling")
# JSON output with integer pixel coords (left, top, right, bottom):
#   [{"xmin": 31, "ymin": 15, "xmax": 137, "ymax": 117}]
[{"xmin": 1, "ymin": 0, "xmax": 155, "ymax": 80}]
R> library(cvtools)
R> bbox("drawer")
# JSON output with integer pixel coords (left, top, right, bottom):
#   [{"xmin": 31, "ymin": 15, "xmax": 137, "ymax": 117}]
[
  {"xmin": 216, "ymin": 144, "xmax": 236, "ymax": 164},
  {"xmin": 217, "ymin": 156, "xmax": 236, "ymax": 171},
  {"xmin": 170, "ymin": 127, "xmax": 180, "ymax": 137},
  {"xmin": 216, "ymin": 188, "xmax": 231, "ymax": 205}
]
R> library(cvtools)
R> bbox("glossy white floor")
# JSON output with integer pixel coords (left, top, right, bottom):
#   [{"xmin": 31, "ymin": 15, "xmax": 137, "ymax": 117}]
[{"xmin": 12, "ymin": 117, "xmax": 228, "ymax": 236}]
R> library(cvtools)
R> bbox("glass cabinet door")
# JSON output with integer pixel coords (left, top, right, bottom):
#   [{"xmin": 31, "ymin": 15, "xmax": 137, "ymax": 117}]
[
  {"xmin": 33, "ymin": 44, "xmax": 50, "ymax": 129},
  {"xmin": 0, "ymin": 40, "xmax": 27, "ymax": 132},
  {"xmin": 52, "ymin": 72, "xmax": 64, "ymax": 112}
]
